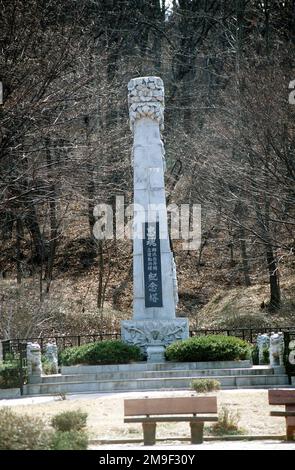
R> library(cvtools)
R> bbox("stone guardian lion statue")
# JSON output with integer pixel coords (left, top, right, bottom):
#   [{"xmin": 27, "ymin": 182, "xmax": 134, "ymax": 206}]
[{"xmin": 269, "ymin": 332, "xmax": 284, "ymax": 367}]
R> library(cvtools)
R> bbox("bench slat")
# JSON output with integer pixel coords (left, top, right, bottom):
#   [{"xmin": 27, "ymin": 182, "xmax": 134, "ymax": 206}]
[
  {"xmin": 270, "ymin": 411, "xmax": 295, "ymax": 417},
  {"xmin": 268, "ymin": 389, "xmax": 295, "ymax": 405},
  {"xmin": 124, "ymin": 416, "xmax": 218, "ymax": 423},
  {"xmin": 124, "ymin": 397, "xmax": 217, "ymax": 416}
]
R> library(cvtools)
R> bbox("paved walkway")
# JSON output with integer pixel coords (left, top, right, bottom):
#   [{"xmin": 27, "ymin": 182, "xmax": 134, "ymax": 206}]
[
  {"xmin": 0, "ymin": 387, "xmax": 282, "ymax": 407},
  {"xmin": 0, "ymin": 396, "xmax": 56, "ymax": 406},
  {"xmin": 90, "ymin": 440, "xmax": 295, "ymax": 450}
]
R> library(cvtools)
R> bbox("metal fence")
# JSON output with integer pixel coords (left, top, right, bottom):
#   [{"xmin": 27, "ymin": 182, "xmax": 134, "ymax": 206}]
[
  {"xmin": 1, "ymin": 326, "xmax": 295, "ymax": 359},
  {"xmin": 189, "ymin": 326, "xmax": 295, "ymax": 344},
  {"xmin": 1, "ymin": 332, "xmax": 121, "ymax": 359}
]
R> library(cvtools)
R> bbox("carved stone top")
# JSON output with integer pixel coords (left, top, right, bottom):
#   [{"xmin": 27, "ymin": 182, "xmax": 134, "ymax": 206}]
[{"xmin": 128, "ymin": 76, "xmax": 164, "ymax": 131}]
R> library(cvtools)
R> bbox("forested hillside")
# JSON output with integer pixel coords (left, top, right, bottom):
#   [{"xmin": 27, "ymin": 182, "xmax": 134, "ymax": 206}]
[{"xmin": 1, "ymin": 1, "xmax": 294, "ymax": 338}]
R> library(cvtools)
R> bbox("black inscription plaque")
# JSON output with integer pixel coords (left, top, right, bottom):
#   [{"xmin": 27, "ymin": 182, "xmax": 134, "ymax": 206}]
[{"xmin": 142, "ymin": 221, "xmax": 163, "ymax": 308}]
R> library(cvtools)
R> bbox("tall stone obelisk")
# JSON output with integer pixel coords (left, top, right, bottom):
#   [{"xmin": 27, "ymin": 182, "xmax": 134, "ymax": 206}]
[{"xmin": 121, "ymin": 77, "xmax": 189, "ymax": 362}]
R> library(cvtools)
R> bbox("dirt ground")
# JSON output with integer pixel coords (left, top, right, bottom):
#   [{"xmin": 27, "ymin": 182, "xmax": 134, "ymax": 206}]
[{"xmin": 0, "ymin": 389, "xmax": 287, "ymax": 440}]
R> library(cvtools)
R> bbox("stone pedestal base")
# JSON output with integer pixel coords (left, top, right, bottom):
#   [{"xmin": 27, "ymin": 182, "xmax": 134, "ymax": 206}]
[
  {"xmin": 121, "ymin": 318, "xmax": 189, "ymax": 356},
  {"xmin": 147, "ymin": 345, "xmax": 165, "ymax": 363},
  {"xmin": 28, "ymin": 374, "xmax": 43, "ymax": 384}
]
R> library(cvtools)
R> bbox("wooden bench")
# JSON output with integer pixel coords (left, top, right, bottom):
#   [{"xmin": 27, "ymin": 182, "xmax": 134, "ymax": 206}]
[
  {"xmin": 124, "ymin": 396, "xmax": 218, "ymax": 445},
  {"xmin": 268, "ymin": 389, "xmax": 295, "ymax": 441}
]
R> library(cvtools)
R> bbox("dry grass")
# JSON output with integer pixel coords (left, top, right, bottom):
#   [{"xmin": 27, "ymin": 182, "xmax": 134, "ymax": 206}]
[
  {"xmin": 1, "ymin": 390, "xmax": 286, "ymax": 440},
  {"xmin": 195, "ymin": 277, "xmax": 295, "ymax": 329}
]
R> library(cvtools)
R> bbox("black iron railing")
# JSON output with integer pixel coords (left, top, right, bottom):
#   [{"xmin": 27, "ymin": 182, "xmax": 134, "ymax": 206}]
[
  {"xmin": 189, "ymin": 326, "xmax": 295, "ymax": 344},
  {"xmin": 1, "ymin": 326, "xmax": 295, "ymax": 358}
]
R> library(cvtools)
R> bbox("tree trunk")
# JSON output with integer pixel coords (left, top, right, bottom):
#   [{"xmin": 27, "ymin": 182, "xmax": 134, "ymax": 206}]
[
  {"xmin": 97, "ymin": 240, "xmax": 104, "ymax": 310},
  {"xmin": 265, "ymin": 243, "xmax": 281, "ymax": 311},
  {"xmin": 24, "ymin": 205, "xmax": 46, "ymax": 264},
  {"xmin": 84, "ymin": 116, "xmax": 96, "ymax": 236},
  {"xmin": 255, "ymin": 200, "xmax": 281, "ymax": 311},
  {"xmin": 45, "ymin": 138, "xmax": 59, "ymax": 292},
  {"xmin": 239, "ymin": 226, "xmax": 251, "ymax": 286},
  {"xmin": 16, "ymin": 217, "xmax": 22, "ymax": 284}
]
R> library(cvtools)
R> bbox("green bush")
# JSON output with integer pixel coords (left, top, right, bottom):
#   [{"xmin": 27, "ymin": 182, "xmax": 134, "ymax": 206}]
[
  {"xmin": 0, "ymin": 362, "xmax": 20, "ymax": 389},
  {"xmin": 60, "ymin": 340, "xmax": 142, "ymax": 366},
  {"xmin": 165, "ymin": 335, "xmax": 252, "ymax": 362},
  {"xmin": 49, "ymin": 430, "xmax": 88, "ymax": 450},
  {"xmin": 0, "ymin": 408, "xmax": 89, "ymax": 450},
  {"xmin": 51, "ymin": 410, "xmax": 87, "ymax": 432},
  {"xmin": 191, "ymin": 378, "xmax": 220, "ymax": 393},
  {"xmin": 0, "ymin": 408, "xmax": 51, "ymax": 450}
]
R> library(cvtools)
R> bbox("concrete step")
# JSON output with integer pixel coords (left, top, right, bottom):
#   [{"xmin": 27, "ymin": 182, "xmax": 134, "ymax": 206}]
[
  {"xmin": 40, "ymin": 367, "xmax": 275, "ymax": 384},
  {"xmin": 61, "ymin": 360, "xmax": 252, "ymax": 375},
  {"xmin": 23, "ymin": 374, "xmax": 289, "ymax": 396}
]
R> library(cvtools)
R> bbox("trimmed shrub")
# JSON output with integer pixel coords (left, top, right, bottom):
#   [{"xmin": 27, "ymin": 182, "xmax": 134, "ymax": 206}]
[
  {"xmin": 50, "ymin": 410, "xmax": 89, "ymax": 449},
  {"xmin": 0, "ymin": 362, "xmax": 21, "ymax": 389},
  {"xmin": 51, "ymin": 410, "xmax": 87, "ymax": 432},
  {"xmin": 49, "ymin": 430, "xmax": 88, "ymax": 450},
  {"xmin": 0, "ymin": 408, "xmax": 51, "ymax": 450},
  {"xmin": 191, "ymin": 378, "xmax": 220, "ymax": 393},
  {"xmin": 59, "ymin": 340, "xmax": 142, "ymax": 366},
  {"xmin": 165, "ymin": 335, "xmax": 252, "ymax": 362}
]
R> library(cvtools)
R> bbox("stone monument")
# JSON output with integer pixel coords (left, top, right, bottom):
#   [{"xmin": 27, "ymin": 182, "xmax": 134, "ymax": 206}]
[{"xmin": 121, "ymin": 77, "xmax": 189, "ymax": 362}]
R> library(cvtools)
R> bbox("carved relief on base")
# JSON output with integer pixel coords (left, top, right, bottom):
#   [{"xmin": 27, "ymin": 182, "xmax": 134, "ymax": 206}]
[{"xmin": 121, "ymin": 319, "xmax": 189, "ymax": 354}]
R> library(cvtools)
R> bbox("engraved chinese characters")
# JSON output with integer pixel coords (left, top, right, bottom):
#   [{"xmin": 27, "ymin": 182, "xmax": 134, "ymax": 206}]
[{"xmin": 143, "ymin": 222, "xmax": 163, "ymax": 307}]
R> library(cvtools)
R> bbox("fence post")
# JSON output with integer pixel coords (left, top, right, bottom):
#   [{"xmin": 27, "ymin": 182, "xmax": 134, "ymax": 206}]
[{"xmin": 19, "ymin": 344, "xmax": 26, "ymax": 396}]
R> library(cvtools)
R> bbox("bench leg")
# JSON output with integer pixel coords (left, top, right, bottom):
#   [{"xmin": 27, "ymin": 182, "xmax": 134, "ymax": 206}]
[
  {"xmin": 190, "ymin": 422, "xmax": 204, "ymax": 444},
  {"xmin": 142, "ymin": 422, "xmax": 156, "ymax": 446},
  {"xmin": 286, "ymin": 426, "xmax": 295, "ymax": 441}
]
